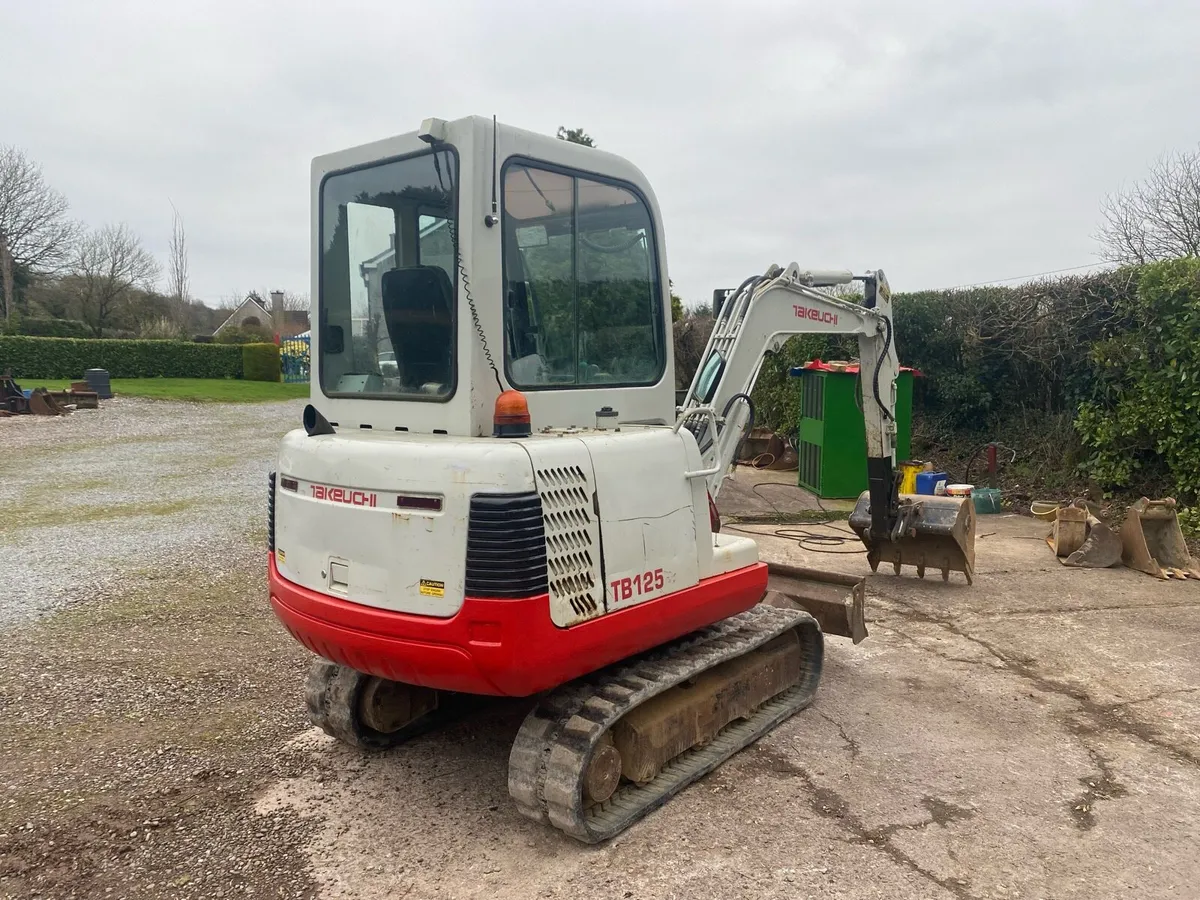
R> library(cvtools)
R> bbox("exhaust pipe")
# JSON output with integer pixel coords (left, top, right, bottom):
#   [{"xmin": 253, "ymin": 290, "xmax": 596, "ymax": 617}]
[{"xmin": 303, "ymin": 404, "xmax": 335, "ymax": 436}]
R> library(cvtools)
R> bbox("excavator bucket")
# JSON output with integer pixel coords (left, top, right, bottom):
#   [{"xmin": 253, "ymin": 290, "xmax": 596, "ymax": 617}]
[
  {"xmin": 1047, "ymin": 504, "xmax": 1088, "ymax": 557},
  {"xmin": 27, "ymin": 388, "xmax": 68, "ymax": 416},
  {"xmin": 1120, "ymin": 498, "xmax": 1200, "ymax": 579},
  {"xmin": 763, "ymin": 562, "xmax": 868, "ymax": 643},
  {"xmin": 1063, "ymin": 514, "xmax": 1123, "ymax": 568},
  {"xmin": 848, "ymin": 492, "xmax": 976, "ymax": 583}
]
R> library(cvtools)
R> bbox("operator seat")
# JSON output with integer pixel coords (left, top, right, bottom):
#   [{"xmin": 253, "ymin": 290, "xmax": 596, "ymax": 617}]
[{"xmin": 381, "ymin": 265, "xmax": 453, "ymax": 390}]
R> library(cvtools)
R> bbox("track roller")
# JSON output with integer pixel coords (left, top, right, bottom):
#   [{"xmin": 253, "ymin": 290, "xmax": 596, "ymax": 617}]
[{"xmin": 305, "ymin": 660, "xmax": 445, "ymax": 750}]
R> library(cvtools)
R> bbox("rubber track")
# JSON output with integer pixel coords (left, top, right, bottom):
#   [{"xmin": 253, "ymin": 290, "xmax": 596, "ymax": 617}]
[
  {"xmin": 507, "ymin": 604, "xmax": 824, "ymax": 843},
  {"xmin": 306, "ymin": 661, "xmax": 477, "ymax": 750}
]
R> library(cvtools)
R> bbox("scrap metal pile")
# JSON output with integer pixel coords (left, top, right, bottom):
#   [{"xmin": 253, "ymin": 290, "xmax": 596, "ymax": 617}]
[{"xmin": 1, "ymin": 371, "xmax": 99, "ymax": 417}]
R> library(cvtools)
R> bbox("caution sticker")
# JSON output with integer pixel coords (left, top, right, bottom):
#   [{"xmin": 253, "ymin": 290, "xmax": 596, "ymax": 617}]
[
  {"xmin": 419, "ymin": 579, "xmax": 445, "ymax": 597},
  {"xmin": 276, "ymin": 548, "xmax": 286, "ymax": 565}
]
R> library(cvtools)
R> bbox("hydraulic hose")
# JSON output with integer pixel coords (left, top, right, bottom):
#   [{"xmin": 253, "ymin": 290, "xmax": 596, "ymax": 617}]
[
  {"xmin": 719, "ymin": 273, "xmax": 764, "ymax": 324},
  {"xmin": 871, "ymin": 315, "xmax": 894, "ymax": 423},
  {"xmin": 720, "ymin": 391, "xmax": 756, "ymax": 464},
  {"xmin": 693, "ymin": 391, "xmax": 754, "ymax": 457}
]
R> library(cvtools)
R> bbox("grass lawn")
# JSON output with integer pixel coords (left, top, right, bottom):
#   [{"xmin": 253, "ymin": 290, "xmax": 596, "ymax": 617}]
[{"xmin": 31, "ymin": 378, "xmax": 310, "ymax": 403}]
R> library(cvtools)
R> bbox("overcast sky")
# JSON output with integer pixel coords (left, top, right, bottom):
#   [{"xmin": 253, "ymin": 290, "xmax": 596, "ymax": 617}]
[{"xmin": 6, "ymin": 0, "xmax": 1200, "ymax": 308}]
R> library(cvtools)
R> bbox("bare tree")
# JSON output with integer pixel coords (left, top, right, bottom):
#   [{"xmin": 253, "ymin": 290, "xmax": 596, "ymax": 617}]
[
  {"xmin": 0, "ymin": 145, "xmax": 79, "ymax": 319},
  {"xmin": 167, "ymin": 202, "xmax": 189, "ymax": 309},
  {"xmin": 73, "ymin": 224, "xmax": 160, "ymax": 336},
  {"xmin": 281, "ymin": 289, "xmax": 308, "ymax": 311},
  {"xmin": 673, "ymin": 316, "xmax": 716, "ymax": 389},
  {"xmin": 254, "ymin": 288, "xmax": 307, "ymax": 312},
  {"xmin": 217, "ymin": 290, "xmax": 246, "ymax": 310},
  {"xmin": 0, "ymin": 231, "xmax": 12, "ymax": 323},
  {"xmin": 1097, "ymin": 146, "xmax": 1200, "ymax": 264}
]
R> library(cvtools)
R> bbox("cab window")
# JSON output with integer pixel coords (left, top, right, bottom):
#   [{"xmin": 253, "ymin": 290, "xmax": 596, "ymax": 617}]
[
  {"xmin": 319, "ymin": 149, "xmax": 457, "ymax": 399},
  {"xmin": 502, "ymin": 163, "xmax": 664, "ymax": 388}
]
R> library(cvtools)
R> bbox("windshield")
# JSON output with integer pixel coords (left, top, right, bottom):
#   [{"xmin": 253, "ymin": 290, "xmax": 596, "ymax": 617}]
[
  {"xmin": 502, "ymin": 163, "xmax": 664, "ymax": 388},
  {"xmin": 319, "ymin": 149, "xmax": 457, "ymax": 399}
]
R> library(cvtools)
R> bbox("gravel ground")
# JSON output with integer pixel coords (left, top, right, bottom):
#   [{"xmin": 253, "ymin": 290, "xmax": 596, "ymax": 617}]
[
  {"xmin": 0, "ymin": 398, "xmax": 302, "ymax": 628},
  {"xmin": 1, "ymin": 398, "xmax": 315, "ymax": 900},
  {"xmin": 259, "ymin": 517, "xmax": 1200, "ymax": 900},
  {"xmin": 3, "ymin": 401, "xmax": 1199, "ymax": 899},
  {"xmin": 0, "ymin": 552, "xmax": 319, "ymax": 899}
]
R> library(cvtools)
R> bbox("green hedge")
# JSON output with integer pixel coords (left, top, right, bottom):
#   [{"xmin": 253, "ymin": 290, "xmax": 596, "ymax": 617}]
[
  {"xmin": 1076, "ymin": 258, "xmax": 1200, "ymax": 503},
  {"xmin": 2, "ymin": 317, "xmax": 92, "ymax": 338},
  {"xmin": 216, "ymin": 325, "xmax": 274, "ymax": 345},
  {"xmin": 242, "ymin": 342, "xmax": 281, "ymax": 382},
  {"xmin": 0, "ymin": 335, "xmax": 243, "ymax": 379}
]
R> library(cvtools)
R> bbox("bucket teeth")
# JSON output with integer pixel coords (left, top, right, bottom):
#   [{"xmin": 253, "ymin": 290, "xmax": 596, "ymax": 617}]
[{"xmin": 849, "ymin": 492, "xmax": 977, "ymax": 584}]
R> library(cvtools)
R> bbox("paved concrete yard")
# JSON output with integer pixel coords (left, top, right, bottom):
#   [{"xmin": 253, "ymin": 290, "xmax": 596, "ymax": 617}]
[{"xmin": 2, "ymin": 408, "xmax": 1198, "ymax": 899}]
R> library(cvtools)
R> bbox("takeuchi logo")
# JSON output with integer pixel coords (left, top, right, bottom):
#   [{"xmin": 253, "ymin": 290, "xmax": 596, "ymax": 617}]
[
  {"xmin": 793, "ymin": 305, "xmax": 838, "ymax": 325},
  {"xmin": 310, "ymin": 484, "xmax": 378, "ymax": 507}
]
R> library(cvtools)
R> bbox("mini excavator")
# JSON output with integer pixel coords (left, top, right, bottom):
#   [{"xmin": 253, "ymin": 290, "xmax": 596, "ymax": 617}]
[{"xmin": 267, "ymin": 116, "xmax": 975, "ymax": 842}]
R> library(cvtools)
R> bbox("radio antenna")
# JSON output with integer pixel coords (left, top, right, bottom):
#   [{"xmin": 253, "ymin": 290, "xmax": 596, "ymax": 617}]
[{"xmin": 485, "ymin": 115, "xmax": 499, "ymax": 227}]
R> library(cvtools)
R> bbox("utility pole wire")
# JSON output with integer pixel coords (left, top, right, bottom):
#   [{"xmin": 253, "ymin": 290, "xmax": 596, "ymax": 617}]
[{"xmin": 945, "ymin": 262, "xmax": 1105, "ymax": 291}]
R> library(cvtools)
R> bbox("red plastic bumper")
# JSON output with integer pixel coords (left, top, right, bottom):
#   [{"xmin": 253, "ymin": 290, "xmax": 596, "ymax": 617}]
[{"xmin": 268, "ymin": 557, "xmax": 768, "ymax": 697}]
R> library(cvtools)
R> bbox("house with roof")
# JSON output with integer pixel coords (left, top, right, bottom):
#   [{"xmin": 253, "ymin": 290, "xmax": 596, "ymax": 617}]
[{"xmin": 212, "ymin": 291, "xmax": 310, "ymax": 339}]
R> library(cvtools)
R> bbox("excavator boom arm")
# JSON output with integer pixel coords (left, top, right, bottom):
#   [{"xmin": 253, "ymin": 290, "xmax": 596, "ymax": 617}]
[{"xmin": 679, "ymin": 263, "xmax": 899, "ymax": 537}]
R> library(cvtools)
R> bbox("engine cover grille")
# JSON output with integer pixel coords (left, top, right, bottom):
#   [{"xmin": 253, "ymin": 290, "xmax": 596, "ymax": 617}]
[
  {"xmin": 535, "ymin": 464, "xmax": 603, "ymax": 626},
  {"xmin": 465, "ymin": 492, "xmax": 549, "ymax": 598}
]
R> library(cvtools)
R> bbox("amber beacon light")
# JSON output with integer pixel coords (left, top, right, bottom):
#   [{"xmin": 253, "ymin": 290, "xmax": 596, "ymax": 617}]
[{"xmin": 493, "ymin": 390, "xmax": 532, "ymax": 437}]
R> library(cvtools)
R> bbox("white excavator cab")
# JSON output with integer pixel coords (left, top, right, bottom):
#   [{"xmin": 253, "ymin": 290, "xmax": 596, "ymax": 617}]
[{"xmin": 309, "ymin": 116, "xmax": 676, "ymax": 436}]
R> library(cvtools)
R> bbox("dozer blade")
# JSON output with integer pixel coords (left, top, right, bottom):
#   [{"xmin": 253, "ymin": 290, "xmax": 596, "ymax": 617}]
[
  {"xmin": 764, "ymin": 561, "xmax": 868, "ymax": 643},
  {"xmin": 70, "ymin": 390, "xmax": 99, "ymax": 409},
  {"xmin": 849, "ymin": 492, "xmax": 976, "ymax": 584},
  {"xmin": 1120, "ymin": 498, "xmax": 1200, "ymax": 579}
]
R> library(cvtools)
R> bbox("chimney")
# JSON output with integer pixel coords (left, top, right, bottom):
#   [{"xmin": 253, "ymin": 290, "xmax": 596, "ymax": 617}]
[{"xmin": 270, "ymin": 290, "xmax": 284, "ymax": 341}]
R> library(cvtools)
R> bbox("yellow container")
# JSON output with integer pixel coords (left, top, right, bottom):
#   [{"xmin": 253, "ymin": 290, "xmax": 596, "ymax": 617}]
[
  {"xmin": 1030, "ymin": 500, "xmax": 1061, "ymax": 521},
  {"xmin": 899, "ymin": 461, "xmax": 923, "ymax": 495}
]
